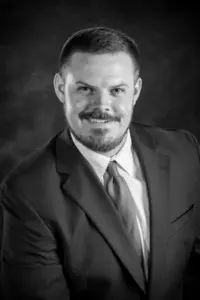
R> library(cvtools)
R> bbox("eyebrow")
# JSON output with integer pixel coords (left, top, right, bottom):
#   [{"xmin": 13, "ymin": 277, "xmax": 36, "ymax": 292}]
[
  {"xmin": 76, "ymin": 81, "xmax": 95, "ymax": 88},
  {"xmin": 75, "ymin": 80, "xmax": 129, "ymax": 88}
]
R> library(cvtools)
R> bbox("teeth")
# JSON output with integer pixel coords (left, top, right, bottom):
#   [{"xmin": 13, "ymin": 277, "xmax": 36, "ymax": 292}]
[{"xmin": 89, "ymin": 119, "xmax": 108, "ymax": 123}]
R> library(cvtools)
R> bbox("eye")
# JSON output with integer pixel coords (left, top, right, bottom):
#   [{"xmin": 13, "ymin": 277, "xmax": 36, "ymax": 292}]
[
  {"xmin": 77, "ymin": 86, "xmax": 93, "ymax": 95},
  {"xmin": 110, "ymin": 87, "xmax": 125, "ymax": 96}
]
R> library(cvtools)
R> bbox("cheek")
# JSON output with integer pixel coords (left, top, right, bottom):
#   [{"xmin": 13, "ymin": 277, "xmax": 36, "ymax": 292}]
[
  {"xmin": 116, "ymin": 100, "xmax": 133, "ymax": 118},
  {"xmin": 65, "ymin": 93, "xmax": 87, "ymax": 114}
]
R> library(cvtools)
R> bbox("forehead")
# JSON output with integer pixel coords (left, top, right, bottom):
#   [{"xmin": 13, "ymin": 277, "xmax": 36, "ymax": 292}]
[{"xmin": 64, "ymin": 51, "xmax": 135, "ymax": 84}]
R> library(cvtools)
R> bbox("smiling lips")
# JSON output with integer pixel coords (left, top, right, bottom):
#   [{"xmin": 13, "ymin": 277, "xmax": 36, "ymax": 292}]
[
  {"xmin": 85, "ymin": 118, "xmax": 116, "ymax": 124},
  {"xmin": 89, "ymin": 118, "xmax": 110, "ymax": 123}
]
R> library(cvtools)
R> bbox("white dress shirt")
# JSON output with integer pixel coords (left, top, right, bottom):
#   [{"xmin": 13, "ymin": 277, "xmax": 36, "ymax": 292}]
[{"xmin": 70, "ymin": 130, "xmax": 150, "ymax": 278}]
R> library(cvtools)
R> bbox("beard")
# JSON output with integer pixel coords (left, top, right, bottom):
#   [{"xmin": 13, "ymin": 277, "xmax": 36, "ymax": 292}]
[
  {"xmin": 69, "ymin": 124, "xmax": 130, "ymax": 152},
  {"xmin": 66, "ymin": 110, "xmax": 133, "ymax": 153}
]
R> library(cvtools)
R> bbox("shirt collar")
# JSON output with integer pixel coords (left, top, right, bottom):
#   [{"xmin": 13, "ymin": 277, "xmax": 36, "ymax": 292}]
[
  {"xmin": 70, "ymin": 130, "xmax": 134, "ymax": 182},
  {"xmin": 70, "ymin": 133, "xmax": 109, "ymax": 181},
  {"xmin": 111, "ymin": 130, "xmax": 134, "ymax": 177}
]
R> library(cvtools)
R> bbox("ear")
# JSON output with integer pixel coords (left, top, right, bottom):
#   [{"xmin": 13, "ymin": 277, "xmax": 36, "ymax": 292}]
[
  {"xmin": 133, "ymin": 77, "xmax": 142, "ymax": 105},
  {"xmin": 53, "ymin": 73, "xmax": 65, "ymax": 103}
]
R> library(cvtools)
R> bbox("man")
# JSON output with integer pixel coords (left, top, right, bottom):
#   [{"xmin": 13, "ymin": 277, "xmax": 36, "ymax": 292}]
[{"xmin": 0, "ymin": 26, "xmax": 200, "ymax": 300}]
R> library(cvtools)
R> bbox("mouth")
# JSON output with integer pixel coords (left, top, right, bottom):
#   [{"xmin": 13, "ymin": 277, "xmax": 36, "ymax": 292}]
[{"xmin": 87, "ymin": 118, "xmax": 112, "ymax": 124}]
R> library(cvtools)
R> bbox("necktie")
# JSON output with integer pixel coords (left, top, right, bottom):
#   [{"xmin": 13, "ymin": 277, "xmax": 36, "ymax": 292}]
[{"xmin": 104, "ymin": 160, "xmax": 142, "ymax": 259}]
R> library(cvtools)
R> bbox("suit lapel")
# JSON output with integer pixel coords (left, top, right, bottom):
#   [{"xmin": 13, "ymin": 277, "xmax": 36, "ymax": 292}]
[
  {"xmin": 56, "ymin": 129, "xmax": 146, "ymax": 293},
  {"xmin": 130, "ymin": 125, "xmax": 170, "ymax": 299}
]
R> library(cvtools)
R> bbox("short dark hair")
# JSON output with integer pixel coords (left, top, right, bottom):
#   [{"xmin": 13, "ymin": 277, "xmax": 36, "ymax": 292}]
[{"xmin": 59, "ymin": 26, "xmax": 140, "ymax": 79}]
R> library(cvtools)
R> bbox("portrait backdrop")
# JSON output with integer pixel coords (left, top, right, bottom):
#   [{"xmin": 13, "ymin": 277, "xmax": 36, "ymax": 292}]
[
  {"xmin": 0, "ymin": 1, "xmax": 199, "ymax": 297},
  {"xmin": 0, "ymin": 0, "xmax": 199, "ymax": 182}
]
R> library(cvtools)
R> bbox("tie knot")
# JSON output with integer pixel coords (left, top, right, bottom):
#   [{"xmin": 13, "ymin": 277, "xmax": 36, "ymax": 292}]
[{"xmin": 106, "ymin": 160, "xmax": 119, "ymax": 178}]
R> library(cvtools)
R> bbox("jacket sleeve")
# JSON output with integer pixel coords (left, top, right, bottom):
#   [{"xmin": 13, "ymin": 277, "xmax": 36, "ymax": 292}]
[
  {"xmin": 182, "ymin": 130, "xmax": 200, "ymax": 249},
  {"xmin": 0, "ymin": 181, "xmax": 70, "ymax": 300},
  {"xmin": 180, "ymin": 129, "xmax": 200, "ymax": 296},
  {"xmin": 181, "ymin": 130, "xmax": 200, "ymax": 251}
]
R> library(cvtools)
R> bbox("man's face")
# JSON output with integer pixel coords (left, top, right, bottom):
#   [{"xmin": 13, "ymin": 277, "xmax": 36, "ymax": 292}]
[{"xmin": 54, "ymin": 51, "xmax": 142, "ymax": 153}]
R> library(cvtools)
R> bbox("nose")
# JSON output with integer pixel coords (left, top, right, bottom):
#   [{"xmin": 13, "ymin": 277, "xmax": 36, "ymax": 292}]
[{"xmin": 93, "ymin": 90, "xmax": 111, "ymax": 110}]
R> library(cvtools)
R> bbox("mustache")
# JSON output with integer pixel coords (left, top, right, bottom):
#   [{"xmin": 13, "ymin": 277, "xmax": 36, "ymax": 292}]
[{"xmin": 79, "ymin": 109, "xmax": 120, "ymax": 122}]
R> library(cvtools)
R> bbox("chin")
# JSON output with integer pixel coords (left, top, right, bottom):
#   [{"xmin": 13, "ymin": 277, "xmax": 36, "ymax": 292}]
[
  {"xmin": 69, "ymin": 123, "xmax": 128, "ymax": 151},
  {"xmin": 89, "ymin": 128, "xmax": 112, "ymax": 137},
  {"xmin": 83, "ymin": 132, "xmax": 126, "ymax": 153}
]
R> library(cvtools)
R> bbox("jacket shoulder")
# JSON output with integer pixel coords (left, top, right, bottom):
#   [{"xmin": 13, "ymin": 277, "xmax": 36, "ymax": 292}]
[
  {"xmin": 0, "ymin": 130, "xmax": 62, "ymax": 192},
  {"xmin": 132, "ymin": 121, "xmax": 200, "ymax": 160},
  {"xmin": 0, "ymin": 130, "xmax": 67, "ymax": 224}
]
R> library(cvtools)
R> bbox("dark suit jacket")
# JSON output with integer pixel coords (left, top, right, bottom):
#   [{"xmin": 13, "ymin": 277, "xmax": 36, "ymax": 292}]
[{"xmin": 0, "ymin": 122, "xmax": 200, "ymax": 300}]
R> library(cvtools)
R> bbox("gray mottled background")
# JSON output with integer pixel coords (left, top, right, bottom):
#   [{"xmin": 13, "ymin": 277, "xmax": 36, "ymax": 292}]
[
  {"xmin": 0, "ymin": 1, "xmax": 200, "ymax": 297},
  {"xmin": 0, "ymin": 0, "xmax": 199, "ymax": 183}
]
